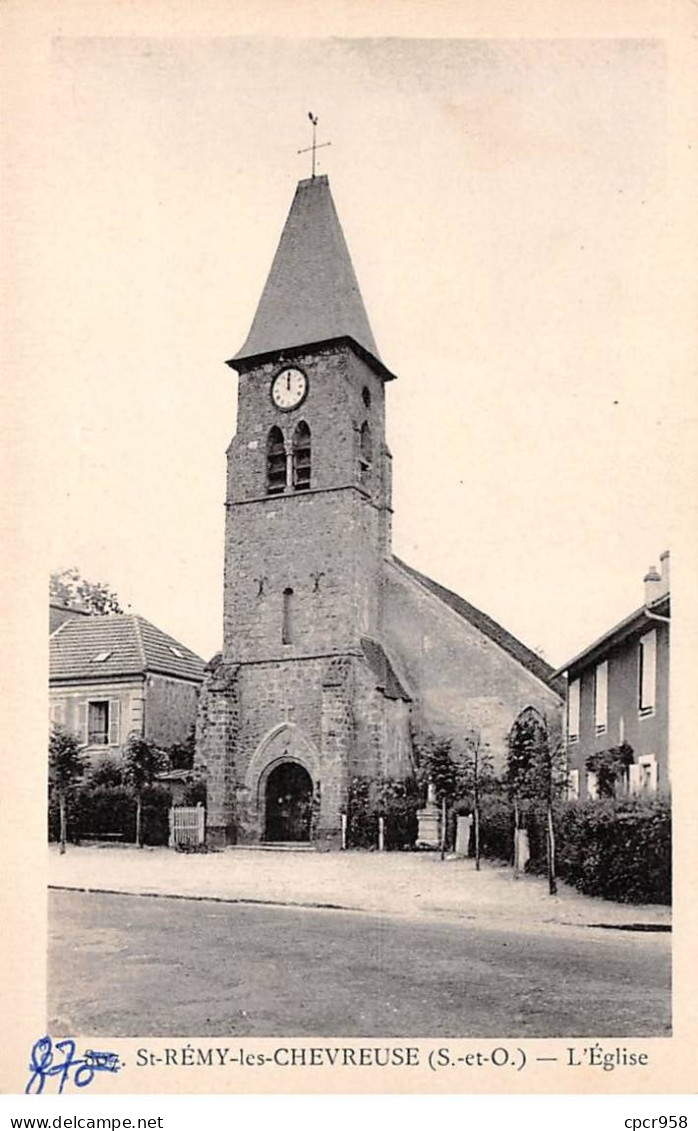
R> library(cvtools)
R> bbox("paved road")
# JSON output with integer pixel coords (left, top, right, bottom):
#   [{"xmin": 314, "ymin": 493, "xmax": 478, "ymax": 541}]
[{"xmin": 48, "ymin": 890, "xmax": 671, "ymax": 1038}]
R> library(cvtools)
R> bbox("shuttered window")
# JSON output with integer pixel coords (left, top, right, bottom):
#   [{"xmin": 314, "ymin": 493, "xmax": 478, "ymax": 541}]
[
  {"xmin": 567, "ymin": 769, "xmax": 580, "ymax": 800},
  {"xmin": 266, "ymin": 427, "xmax": 287, "ymax": 495},
  {"xmin": 639, "ymin": 630, "xmax": 657, "ymax": 715},
  {"xmin": 108, "ymin": 699, "xmax": 121, "ymax": 746},
  {"xmin": 49, "ymin": 701, "xmax": 65, "ymax": 728},
  {"xmin": 88, "ymin": 701, "xmax": 109, "ymax": 745},
  {"xmin": 292, "ymin": 422, "xmax": 311, "ymax": 491},
  {"xmin": 86, "ymin": 700, "xmax": 121, "ymax": 746},
  {"xmin": 594, "ymin": 661, "xmax": 608, "ymax": 735},
  {"xmin": 567, "ymin": 678, "xmax": 580, "ymax": 743}
]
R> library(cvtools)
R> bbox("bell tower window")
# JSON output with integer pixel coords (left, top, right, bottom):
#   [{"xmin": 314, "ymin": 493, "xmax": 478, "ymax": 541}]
[
  {"xmin": 282, "ymin": 587, "xmax": 294, "ymax": 644},
  {"xmin": 359, "ymin": 421, "xmax": 373, "ymax": 487},
  {"xmin": 292, "ymin": 421, "xmax": 312, "ymax": 491},
  {"xmin": 266, "ymin": 427, "xmax": 287, "ymax": 495}
]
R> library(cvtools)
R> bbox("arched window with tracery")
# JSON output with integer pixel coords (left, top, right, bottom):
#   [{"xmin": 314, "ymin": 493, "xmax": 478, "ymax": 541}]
[
  {"xmin": 359, "ymin": 421, "xmax": 373, "ymax": 487},
  {"xmin": 266, "ymin": 426, "xmax": 287, "ymax": 495},
  {"xmin": 292, "ymin": 421, "xmax": 311, "ymax": 491}
]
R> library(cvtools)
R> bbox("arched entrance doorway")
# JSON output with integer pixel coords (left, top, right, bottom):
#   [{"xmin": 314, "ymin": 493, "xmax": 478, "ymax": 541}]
[{"xmin": 264, "ymin": 761, "xmax": 314, "ymax": 842}]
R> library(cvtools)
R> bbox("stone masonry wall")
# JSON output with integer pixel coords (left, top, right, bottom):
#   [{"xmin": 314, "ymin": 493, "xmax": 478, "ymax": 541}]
[
  {"xmin": 145, "ymin": 674, "xmax": 200, "ymax": 750},
  {"xmin": 224, "ymin": 344, "xmax": 390, "ymax": 663},
  {"xmin": 194, "ymin": 657, "xmax": 240, "ymax": 845}
]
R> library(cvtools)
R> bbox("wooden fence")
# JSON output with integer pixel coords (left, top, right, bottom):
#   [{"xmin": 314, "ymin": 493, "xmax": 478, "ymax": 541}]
[{"xmin": 168, "ymin": 804, "xmax": 205, "ymax": 848}]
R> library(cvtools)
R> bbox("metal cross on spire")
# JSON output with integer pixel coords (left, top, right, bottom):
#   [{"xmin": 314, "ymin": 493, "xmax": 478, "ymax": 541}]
[{"xmin": 297, "ymin": 112, "xmax": 331, "ymax": 179}]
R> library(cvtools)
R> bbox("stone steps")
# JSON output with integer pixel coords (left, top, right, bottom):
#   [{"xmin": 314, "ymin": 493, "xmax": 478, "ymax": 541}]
[{"xmin": 228, "ymin": 842, "xmax": 317, "ymax": 853}]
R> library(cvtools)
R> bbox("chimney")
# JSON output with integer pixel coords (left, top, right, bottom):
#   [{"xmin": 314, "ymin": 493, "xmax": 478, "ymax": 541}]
[
  {"xmin": 659, "ymin": 549, "xmax": 670, "ymax": 596},
  {"xmin": 644, "ymin": 565, "xmax": 662, "ymax": 605}
]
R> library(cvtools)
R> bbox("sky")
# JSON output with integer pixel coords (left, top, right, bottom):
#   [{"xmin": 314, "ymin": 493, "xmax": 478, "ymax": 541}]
[{"xmin": 25, "ymin": 35, "xmax": 692, "ymax": 666}]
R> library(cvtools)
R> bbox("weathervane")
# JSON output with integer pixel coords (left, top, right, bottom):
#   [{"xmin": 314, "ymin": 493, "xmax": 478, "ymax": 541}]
[{"xmin": 298, "ymin": 112, "xmax": 331, "ymax": 179}]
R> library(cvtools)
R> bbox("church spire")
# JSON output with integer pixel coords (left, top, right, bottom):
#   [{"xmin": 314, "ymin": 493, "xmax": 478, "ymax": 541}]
[{"xmin": 230, "ymin": 176, "xmax": 394, "ymax": 380}]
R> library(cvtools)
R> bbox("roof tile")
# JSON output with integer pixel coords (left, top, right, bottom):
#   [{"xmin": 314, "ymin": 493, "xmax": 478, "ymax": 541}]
[
  {"xmin": 393, "ymin": 557, "xmax": 563, "ymax": 695},
  {"xmin": 49, "ymin": 614, "xmax": 205, "ymax": 683}
]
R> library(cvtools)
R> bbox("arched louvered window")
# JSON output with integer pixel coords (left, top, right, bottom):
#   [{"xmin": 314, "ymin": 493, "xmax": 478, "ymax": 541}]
[
  {"xmin": 292, "ymin": 421, "xmax": 311, "ymax": 491},
  {"xmin": 266, "ymin": 426, "xmax": 287, "ymax": 495},
  {"xmin": 359, "ymin": 421, "xmax": 373, "ymax": 487}
]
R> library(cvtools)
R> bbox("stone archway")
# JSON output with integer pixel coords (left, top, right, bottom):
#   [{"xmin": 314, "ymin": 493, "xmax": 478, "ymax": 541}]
[
  {"xmin": 264, "ymin": 761, "xmax": 314, "ymax": 842},
  {"xmin": 245, "ymin": 723, "xmax": 320, "ymax": 842}
]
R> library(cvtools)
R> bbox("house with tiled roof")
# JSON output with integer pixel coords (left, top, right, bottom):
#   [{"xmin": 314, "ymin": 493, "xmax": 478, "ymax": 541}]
[
  {"xmin": 50, "ymin": 613, "xmax": 205, "ymax": 761},
  {"xmin": 553, "ymin": 552, "xmax": 670, "ymax": 800}
]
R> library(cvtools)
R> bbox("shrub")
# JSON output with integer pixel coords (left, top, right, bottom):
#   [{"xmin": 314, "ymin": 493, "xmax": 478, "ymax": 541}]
[
  {"xmin": 346, "ymin": 776, "xmax": 420, "ymax": 849},
  {"xmin": 75, "ymin": 784, "xmax": 133, "ymax": 841},
  {"xmin": 48, "ymin": 790, "xmax": 80, "ymax": 843},
  {"xmin": 517, "ymin": 796, "xmax": 671, "ymax": 904},
  {"xmin": 87, "ymin": 757, "xmax": 125, "ymax": 788},
  {"xmin": 183, "ymin": 778, "xmax": 207, "ymax": 807},
  {"xmin": 72, "ymin": 782, "xmax": 173, "ymax": 846},
  {"xmin": 553, "ymin": 796, "xmax": 671, "ymax": 904},
  {"xmin": 346, "ymin": 776, "xmax": 377, "ymax": 848},
  {"xmin": 376, "ymin": 778, "xmax": 420, "ymax": 850},
  {"xmin": 476, "ymin": 792, "xmax": 515, "ymax": 862}
]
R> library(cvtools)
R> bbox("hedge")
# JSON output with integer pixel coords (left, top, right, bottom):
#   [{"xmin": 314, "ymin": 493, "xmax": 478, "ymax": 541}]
[
  {"xmin": 48, "ymin": 783, "xmax": 173, "ymax": 846},
  {"xmin": 346, "ymin": 776, "xmax": 420, "ymax": 850},
  {"xmin": 552, "ymin": 797, "xmax": 670, "ymax": 905}
]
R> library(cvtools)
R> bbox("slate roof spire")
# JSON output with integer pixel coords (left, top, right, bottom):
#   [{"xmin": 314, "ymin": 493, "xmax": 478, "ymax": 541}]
[{"xmin": 230, "ymin": 175, "xmax": 395, "ymax": 380}]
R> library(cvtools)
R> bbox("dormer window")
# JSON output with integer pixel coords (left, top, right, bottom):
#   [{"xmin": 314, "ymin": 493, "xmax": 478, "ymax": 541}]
[
  {"xmin": 266, "ymin": 427, "xmax": 287, "ymax": 495},
  {"xmin": 292, "ymin": 422, "xmax": 311, "ymax": 491},
  {"xmin": 92, "ymin": 650, "xmax": 112, "ymax": 663}
]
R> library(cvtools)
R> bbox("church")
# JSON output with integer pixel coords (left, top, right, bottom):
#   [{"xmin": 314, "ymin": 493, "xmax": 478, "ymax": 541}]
[{"xmin": 195, "ymin": 173, "xmax": 563, "ymax": 847}]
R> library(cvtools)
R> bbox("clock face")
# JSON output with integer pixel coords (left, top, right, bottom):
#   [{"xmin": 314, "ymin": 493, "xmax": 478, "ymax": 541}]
[{"xmin": 271, "ymin": 367, "xmax": 308, "ymax": 411}]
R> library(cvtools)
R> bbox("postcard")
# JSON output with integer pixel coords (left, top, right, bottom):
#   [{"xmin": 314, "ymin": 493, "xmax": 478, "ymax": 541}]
[{"xmin": 2, "ymin": 0, "xmax": 697, "ymax": 1100}]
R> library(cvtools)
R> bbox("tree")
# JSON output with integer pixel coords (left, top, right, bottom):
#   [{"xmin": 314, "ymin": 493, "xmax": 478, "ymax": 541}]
[
  {"xmin": 507, "ymin": 708, "xmax": 567, "ymax": 893},
  {"xmin": 123, "ymin": 734, "xmax": 165, "ymax": 847},
  {"xmin": 413, "ymin": 732, "xmax": 458, "ymax": 859},
  {"xmin": 50, "ymin": 566, "xmax": 123, "ymax": 614},
  {"xmin": 49, "ymin": 725, "xmax": 88, "ymax": 854},
  {"xmin": 586, "ymin": 742, "xmax": 635, "ymax": 798},
  {"xmin": 459, "ymin": 733, "xmax": 496, "ymax": 871},
  {"xmin": 167, "ymin": 725, "xmax": 196, "ymax": 771},
  {"xmin": 537, "ymin": 735, "xmax": 568, "ymax": 896},
  {"xmin": 506, "ymin": 707, "xmax": 549, "ymax": 878}
]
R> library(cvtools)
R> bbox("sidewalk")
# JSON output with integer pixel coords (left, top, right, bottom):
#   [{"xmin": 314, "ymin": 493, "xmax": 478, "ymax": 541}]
[{"xmin": 48, "ymin": 843, "xmax": 671, "ymax": 934}]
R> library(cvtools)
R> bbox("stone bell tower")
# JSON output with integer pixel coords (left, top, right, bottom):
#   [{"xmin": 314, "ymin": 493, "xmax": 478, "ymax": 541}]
[{"xmin": 196, "ymin": 174, "xmax": 413, "ymax": 847}]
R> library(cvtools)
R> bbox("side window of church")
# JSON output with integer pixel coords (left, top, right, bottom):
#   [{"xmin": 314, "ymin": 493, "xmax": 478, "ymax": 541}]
[
  {"xmin": 292, "ymin": 422, "xmax": 311, "ymax": 491},
  {"xmin": 359, "ymin": 421, "xmax": 372, "ymax": 487},
  {"xmin": 266, "ymin": 427, "xmax": 287, "ymax": 495}
]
